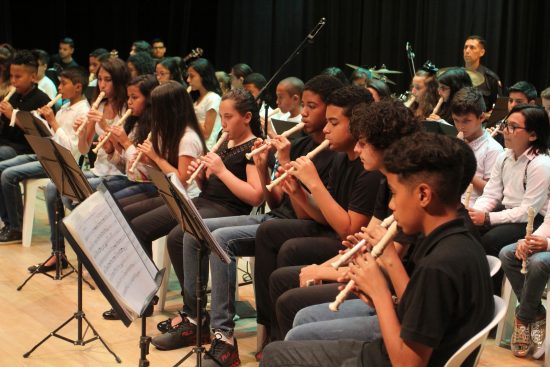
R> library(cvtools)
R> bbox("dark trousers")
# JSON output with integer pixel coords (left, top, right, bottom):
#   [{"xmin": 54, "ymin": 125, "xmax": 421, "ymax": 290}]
[
  {"xmin": 270, "ymin": 265, "xmax": 347, "ymax": 340},
  {"xmin": 480, "ymin": 215, "xmax": 543, "ymax": 293},
  {"xmin": 277, "ymin": 237, "xmax": 344, "ymax": 267},
  {"xmin": 254, "ymin": 219, "xmax": 338, "ymax": 334},
  {"xmin": 167, "ymin": 197, "xmax": 240, "ymax": 302},
  {"xmin": 124, "ymin": 197, "xmax": 175, "ymax": 257},
  {"xmin": 261, "ymin": 339, "xmax": 369, "ymax": 367}
]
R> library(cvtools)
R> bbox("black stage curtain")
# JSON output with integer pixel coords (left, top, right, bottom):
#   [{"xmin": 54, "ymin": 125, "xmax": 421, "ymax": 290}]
[{"xmin": 1, "ymin": 0, "xmax": 549, "ymax": 97}]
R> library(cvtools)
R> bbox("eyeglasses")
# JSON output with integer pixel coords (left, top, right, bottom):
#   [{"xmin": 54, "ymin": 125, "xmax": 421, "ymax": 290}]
[{"xmin": 504, "ymin": 121, "xmax": 527, "ymax": 133}]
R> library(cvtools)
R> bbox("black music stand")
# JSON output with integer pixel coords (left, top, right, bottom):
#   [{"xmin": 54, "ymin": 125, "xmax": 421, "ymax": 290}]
[
  {"xmin": 422, "ymin": 120, "xmax": 458, "ymax": 137},
  {"xmin": 21, "ymin": 135, "xmax": 120, "ymax": 363},
  {"xmin": 16, "ymin": 114, "xmax": 93, "ymax": 289},
  {"xmin": 15, "ymin": 110, "xmax": 53, "ymax": 137},
  {"xmin": 486, "ymin": 96, "xmax": 509, "ymax": 128},
  {"xmin": 148, "ymin": 168, "xmax": 230, "ymax": 367}
]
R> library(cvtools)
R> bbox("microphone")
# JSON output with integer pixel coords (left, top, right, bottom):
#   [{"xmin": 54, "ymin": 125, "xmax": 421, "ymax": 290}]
[
  {"xmin": 406, "ymin": 42, "xmax": 415, "ymax": 58},
  {"xmin": 307, "ymin": 17, "xmax": 327, "ymax": 42}
]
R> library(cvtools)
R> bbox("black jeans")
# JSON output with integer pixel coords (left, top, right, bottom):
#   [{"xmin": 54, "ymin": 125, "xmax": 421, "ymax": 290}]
[
  {"xmin": 270, "ymin": 265, "xmax": 347, "ymax": 340},
  {"xmin": 254, "ymin": 219, "xmax": 338, "ymax": 333},
  {"xmin": 261, "ymin": 339, "xmax": 367, "ymax": 367}
]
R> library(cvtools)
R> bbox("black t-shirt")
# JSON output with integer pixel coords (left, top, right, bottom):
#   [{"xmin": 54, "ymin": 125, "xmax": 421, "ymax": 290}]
[
  {"xmin": 270, "ymin": 135, "xmax": 335, "ymax": 219},
  {"xmin": 50, "ymin": 54, "xmax": 79, "ymax": 70},
  {"xmin": 327, "ymin": 152, "xmax": 382, "ymax": 216},
  {"xmin": 476, "ymin": 64, "xmax": 502, "ymax": 110},
  {"xmin": 360, "ymin": 219, "xmax": 494, "ymax": 367},
  {"xmin": 0, "ymin": 85, "xmax": 51, "ymax": 154},
  {"xmin": 199, "ymin": 139, "xmax": 256, "ymax": 215}
]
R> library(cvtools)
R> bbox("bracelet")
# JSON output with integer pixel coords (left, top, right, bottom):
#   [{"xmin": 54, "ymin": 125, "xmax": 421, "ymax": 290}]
[{"xmin": 484, "ymin": 212, "xmax": 491, "ymax": 226}]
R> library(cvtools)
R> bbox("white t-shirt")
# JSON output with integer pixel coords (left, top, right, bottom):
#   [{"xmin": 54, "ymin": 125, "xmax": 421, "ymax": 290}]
[
  {"xmin": 178, "ymin": 127, "xmax": 204, "ymax": 198},
  {"xmin": 91, "ymin": 102, "xmax": 126, "ymax": 177},
  {"xmin": 194, "ymin": 91, "xmax": 221, "ymax": 150},
  {"xmin": 124, "ymin": 127, "xmax": 204, "ymax": 197}
]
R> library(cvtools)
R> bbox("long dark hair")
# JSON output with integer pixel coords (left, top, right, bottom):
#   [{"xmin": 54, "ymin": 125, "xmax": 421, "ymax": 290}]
[
  {"xmin": 96, "ymin": 57, "xmax": 130, "ymax": 116},
  {"xmin": 188, "ymin": 58, "xmax": 222, "ymax": 101},
  {"xmin": 150, "ymin": 81, "xmax": 207, "ymax": 167},
  {"xmin": 124, "ymin": 75, "xmax": 158, "ymax": 144},
  {"xmin": 510, "ymin": 104, "xmax": 549, "ymax": 155},
  {"xmin": 157, "ymin": 57, "xmax": 184, "ymax": 85},
  {"xmin": 413, "ymin": 69, "xmax": 439, "ymax": 118},
  {"xmin": 437, "ymin": 67, "xmax": 472, "ymax": 122},
  {"xmin": 221, "ymin": 88, "xmax": 262, "ymax": 138}
]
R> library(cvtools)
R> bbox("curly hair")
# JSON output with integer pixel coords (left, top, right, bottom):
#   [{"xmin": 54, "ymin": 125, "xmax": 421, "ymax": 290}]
[
  {"xmin": 383, "ymin": 132, "xmax": 473, "ymax": 205},
  {"xmin": 326, "ymin": 85, "xmax": 373, "ymax": 118},
  {"xmin": 350, "ymin": 99, "xmax": 421, "ymax": 151},
  {"xmin": 303, "ymin": 75, "xmax": 344, "ymax": 103},
  {"xmin": 127, "ymin": 52, "xmax": 155, "ymax": 76}
]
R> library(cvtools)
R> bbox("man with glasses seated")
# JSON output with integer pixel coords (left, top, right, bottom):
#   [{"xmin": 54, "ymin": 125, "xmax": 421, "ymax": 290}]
[{"xmin": 468, "ymin": 105, "xmax": 550, "ymax": 293}]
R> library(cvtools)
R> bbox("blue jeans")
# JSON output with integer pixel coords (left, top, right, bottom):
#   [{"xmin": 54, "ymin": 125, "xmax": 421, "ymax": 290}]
[
  {"xmin": 286, "ymin": 299, "xmax": 380, "ymax": 342},
  {"xmin": 500, "ymin": 243, "xmax": 550, "ymax": 323},
  {"xmin": 45, "ymin": 172, "xmax": 131, "ymax": 252},
  {"xmin": 0, "ymin": 155, "xmax": 46, "ymax": 231},
  {"xmin": 112, "ymin": 182, "xmax": 156, "ymax": 200},
  {"xmin": 181, "ymin": 213, "xmax": 276, "ymax": 332}
]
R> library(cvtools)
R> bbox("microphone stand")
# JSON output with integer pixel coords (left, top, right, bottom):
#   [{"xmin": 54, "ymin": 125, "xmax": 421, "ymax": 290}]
[
  {"xmin": 406, "ymin": 42, "xmax": 416, "ymax": 79},
  {"xmin": 255, "ymin": 17, "xmax": 327, "ymax": 138}
]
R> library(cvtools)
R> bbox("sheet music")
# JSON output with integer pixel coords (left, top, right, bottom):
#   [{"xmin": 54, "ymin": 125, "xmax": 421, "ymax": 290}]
[{"xmin": 63, "ymin": 191, "xmax": 159, "ymax": 320}]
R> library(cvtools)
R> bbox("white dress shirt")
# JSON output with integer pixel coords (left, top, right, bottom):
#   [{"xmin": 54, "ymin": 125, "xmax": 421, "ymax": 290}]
[{"xmin": 473, "ymin": 148, "xmax": 550, "ymax": 225}]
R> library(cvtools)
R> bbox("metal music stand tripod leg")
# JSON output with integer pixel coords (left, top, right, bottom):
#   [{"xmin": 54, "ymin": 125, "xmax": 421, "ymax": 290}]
[
  {"xmin": 23, "ymin": 261, "xmax": 121, "ymax": 363},
  {"xmin": 17, "ymin": 192, "xmax": 94, "ymax": 291}
]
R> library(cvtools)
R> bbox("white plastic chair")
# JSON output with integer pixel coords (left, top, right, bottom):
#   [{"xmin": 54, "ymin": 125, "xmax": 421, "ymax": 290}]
[
  {"xmin": 21, "ymin": 178, "xmax": 51, "ymax": 247},
  {"xmin": 444, "ymin": 295, "xmax": 507, "ymax": 367},
  {"xmin": 486, "ymin": 255, "xmax": 501, "ymax": 277},
  {"xmin": 152, "ymin": 236, "xmax": 171, "ymax": 311}
]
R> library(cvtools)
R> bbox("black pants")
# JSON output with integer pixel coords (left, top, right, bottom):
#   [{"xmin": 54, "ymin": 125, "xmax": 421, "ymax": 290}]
[
  {"xmin": 269, "ymin": 265, "xmax": 348, "ymax": 340},
  {"xmin": 254, "ymin": 219, "xmax": 338, "ymax": 333},
  {"xmin": 480, "ymin": 215, "xmax": 543, "ymax": 293},
  {"xmin": 167, "ymin": 197, "xmax": 240, "ymax": 301},
  {"xmin": 277, "ymin": 236, "xmax": 344, "ymax": 267},
  {"xmin": 124, "ymin": 197, "xmax": 175, "ymax": 257},
  {"xmin": 261, "ymin": 339, "xmax": 370, "ymax": 367}
]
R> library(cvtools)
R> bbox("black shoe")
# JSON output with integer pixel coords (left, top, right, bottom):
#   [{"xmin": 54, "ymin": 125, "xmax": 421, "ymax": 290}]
[
  {"xmin": 151, "ymin": 313, "xmax": 210, "ymax": 351},
  {"xmin": 157, "ymin": 311, "xmax": 186, "ymax": 333},
  {"xmin": 102, "ymin": 308, "xmax": 120, "ymax": 320},
  {"xmin": 0, "ymin": 229, "xmax": 22, "ymax": 244},
  {"xmin": 28, "ymin": 258, "xmax": 69, "ymax": 273},
  {"xmin": 203, "ymin": 331, "xmax": 241, "ymax": 367}
]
